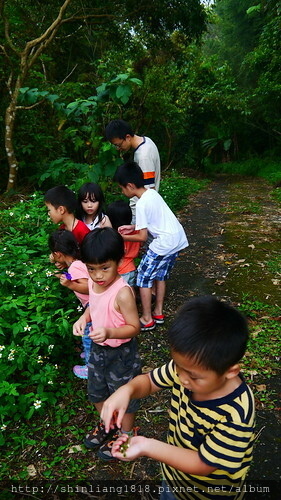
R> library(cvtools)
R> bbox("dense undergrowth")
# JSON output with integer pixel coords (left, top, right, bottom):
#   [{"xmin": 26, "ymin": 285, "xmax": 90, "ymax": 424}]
[
  {"xmin": 0, "ymin": 172, "xmax": 207, "ymax": 443},
  {"xmin": 0, "ymin": 165, "xmax": 280, "ymax": 481}
]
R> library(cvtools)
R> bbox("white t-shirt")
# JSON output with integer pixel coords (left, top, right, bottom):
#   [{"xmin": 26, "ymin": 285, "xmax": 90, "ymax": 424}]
[
  {"xmin": 134, "ymin": 136, "xmax": 160, "ymax": 191},
  {"xmin": 130, "ymin": 136, "xmax": 161, "ymax": 221},
  {"xmin": 135, "ymin": 189, "xmax": 189, "ymax": 256}
]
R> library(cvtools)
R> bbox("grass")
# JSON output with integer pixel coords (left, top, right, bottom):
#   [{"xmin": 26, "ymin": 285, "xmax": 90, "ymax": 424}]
[
  {"xmin": 238, "ymin": 296, "xmax": 281, "ymax": 410},
  {"xmin": 204, "ymin": 158, "xmax": 281, "ymax": 186}
]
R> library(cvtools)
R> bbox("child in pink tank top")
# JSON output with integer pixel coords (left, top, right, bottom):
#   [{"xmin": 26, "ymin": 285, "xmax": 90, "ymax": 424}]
[
  {"xmin": 48, "ymin": 229, "xmax": 91, "ymax": 380},
  {"xmin": 73, "ymin": 227, "xmax": 141, "ymax": 461}
]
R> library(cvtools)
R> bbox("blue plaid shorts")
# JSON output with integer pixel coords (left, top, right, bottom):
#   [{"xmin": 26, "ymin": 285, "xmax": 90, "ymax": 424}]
[{"xmin": 136, "ymin": 249, "xmax": 178, "ymax": 288}]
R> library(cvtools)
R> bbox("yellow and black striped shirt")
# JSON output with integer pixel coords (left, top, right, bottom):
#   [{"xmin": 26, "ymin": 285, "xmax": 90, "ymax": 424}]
[{"xmin": 151, "ymin": 360, "xmax": 255, "ymax": 500}]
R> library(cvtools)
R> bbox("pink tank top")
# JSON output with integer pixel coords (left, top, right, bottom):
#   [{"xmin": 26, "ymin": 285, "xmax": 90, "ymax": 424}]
[{"xmin": 88, "ymin": 277, "xmax": 132, "ymax": 348}]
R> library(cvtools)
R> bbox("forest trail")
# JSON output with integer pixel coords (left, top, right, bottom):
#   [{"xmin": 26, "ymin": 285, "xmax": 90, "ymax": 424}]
[
  {"xmin": 168, "ymin": 174, "xmax": 280, "ymax": 308},
  {"xmin": 166, "ymin": 174, "xmax": 280, "ymax": 483}
]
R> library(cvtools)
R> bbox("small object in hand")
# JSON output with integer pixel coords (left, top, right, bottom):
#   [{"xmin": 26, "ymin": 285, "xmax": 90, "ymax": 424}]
[
  {"xmin": 120, "ymin": 441, "xmax": 130, "ymax": 457},
  {"xmin": 63, "ymin": 272, "xmax": 72, "ymax": 280}
]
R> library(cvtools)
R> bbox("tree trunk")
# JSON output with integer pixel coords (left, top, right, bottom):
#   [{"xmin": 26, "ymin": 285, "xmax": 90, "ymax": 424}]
[{"xmin": 5, "ymin": 77, "xmax": 21, "ymax": 191}]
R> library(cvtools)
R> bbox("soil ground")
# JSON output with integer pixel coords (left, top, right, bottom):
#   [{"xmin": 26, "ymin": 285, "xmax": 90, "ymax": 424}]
[
  {"xmin": 2, "ymin": 175, "xmax": 280, "ymax": 499},
  {"xmin": 167, "ymin": 174, "xmax": 281, "ymax": 483}
]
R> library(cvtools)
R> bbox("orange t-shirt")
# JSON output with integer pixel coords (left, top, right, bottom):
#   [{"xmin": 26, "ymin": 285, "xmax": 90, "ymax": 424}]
[{"xmin": 118, "ymin": 232, "xmax": 141, "ymax": 274}]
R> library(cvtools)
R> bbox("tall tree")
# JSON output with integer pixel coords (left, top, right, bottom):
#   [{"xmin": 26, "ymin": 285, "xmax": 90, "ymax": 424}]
[{"xmin": 0, "ymin": 0, "xmax": 206, "ymax": 191}]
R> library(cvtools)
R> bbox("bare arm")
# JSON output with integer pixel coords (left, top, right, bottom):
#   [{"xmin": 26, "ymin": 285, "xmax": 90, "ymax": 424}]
[
  {"xmin": 101, "ymin": 372, "xmax": 160, "ymax": 431},
  {"xmin": 119, "ymin": 227, "xmax": 148, "ymax": 243},
  {"xmin": 58, "ymin": 275, "xmax": 89, "ymax": 294},
  {"xmin": 112, "ymin": 435, "xmax": 216, "ymax": 476},
  {"xmin": 73, "ymin": 308, "xmax": 91, "ymax": 336}
]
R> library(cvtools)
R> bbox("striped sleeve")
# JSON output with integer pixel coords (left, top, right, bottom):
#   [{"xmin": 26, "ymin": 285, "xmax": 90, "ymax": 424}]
[
  {"xmin": 150, "ymin": 360, "xmax": 175, "ymax": 388},
  {"xmin": 199, "ymin": 419, "xmax": 255, "ymax": 473}
]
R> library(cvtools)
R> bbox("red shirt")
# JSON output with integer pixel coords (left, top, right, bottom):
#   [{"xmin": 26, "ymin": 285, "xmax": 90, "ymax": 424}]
[{"xmin": 60, "ymin": 220, "xmax": 90, "ymax": 245}]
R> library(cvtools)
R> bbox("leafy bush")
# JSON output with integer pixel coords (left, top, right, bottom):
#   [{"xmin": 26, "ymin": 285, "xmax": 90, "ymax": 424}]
[
  {"xmin": 160, "ymin": 170, "xmax": 209, "ymax": 212},
  {"xmin": 203, "ymin": 158, "xmax": 281, "ymax": 185},
  {"xmin": 0, "ymin": 172, "xmax": 207, "ymax": 443},
  {"xmin": 0, "ymin": 194, "xmax": 79, "ymax": 443}
]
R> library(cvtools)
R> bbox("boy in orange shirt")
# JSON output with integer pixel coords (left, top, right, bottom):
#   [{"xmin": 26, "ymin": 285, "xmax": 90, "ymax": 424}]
[{"xmin": 107, "ymin": 200, "xmax": 140, "ymax": 287}]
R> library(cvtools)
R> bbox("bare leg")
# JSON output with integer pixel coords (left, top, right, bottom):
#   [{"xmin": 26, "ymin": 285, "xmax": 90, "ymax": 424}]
[
  {"xmin": 94, "ymin": 401, "xmax": 104, "ymax": 414},
  {"xmin": 153, "ymin": 280, "xmax": 166, "ymax": 317},
  {"xmin": 139, "ymin": 286, "xmax": 153, "ymax": 324},
  {"xmin": 121, "ymin": 412, "xmax": 135, "ymax": 432}
]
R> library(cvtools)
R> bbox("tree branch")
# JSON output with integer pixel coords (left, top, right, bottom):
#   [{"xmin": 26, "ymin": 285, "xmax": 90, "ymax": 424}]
[
  {"xmin": 16, "ymin": 100, "xmax": 45, "ymax": 111},
  {"xmin": 60, "ymin": 64, "xmax": 78, "ymax": 84}
]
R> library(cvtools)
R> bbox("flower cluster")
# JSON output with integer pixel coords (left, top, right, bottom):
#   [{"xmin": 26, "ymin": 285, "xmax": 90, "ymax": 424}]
[
  {"xmin": 8, "ymin": 349, "xmax": 16, "ymax": 361},
  {"xmin": 6, "ymin": 270, "xmax": 15, "ymax": 277}
]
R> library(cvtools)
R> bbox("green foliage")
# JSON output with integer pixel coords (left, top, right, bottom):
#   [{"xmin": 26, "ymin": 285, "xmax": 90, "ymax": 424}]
[
  {"xmin": 238, "ymin": 297, "xmax": 281, "ymax": 388},
  {"xmin": 0, "ymin": 171, "xmax": 206, "ymax": 442},
  {"xmin": 203, "ymin": 158, "xmax": 281, "ymax": 185},
  {"xmin": 160, "ymin": 170, "xmax": 209, "ymax": 212},
  {"xmin": 0, "ymin": 194, "xmax": 79, "ymax": 440}
]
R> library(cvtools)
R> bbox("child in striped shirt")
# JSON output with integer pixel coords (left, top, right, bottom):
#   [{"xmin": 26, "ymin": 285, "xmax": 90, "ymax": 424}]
[{"xmin": 101, "ymin": 296, "xmax": 256, "ymax": 500}]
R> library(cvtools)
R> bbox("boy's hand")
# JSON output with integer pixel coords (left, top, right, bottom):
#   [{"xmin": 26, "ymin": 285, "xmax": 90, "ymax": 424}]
[
  {"xmin": 101, "ymin": 386, "xmax": 131, "ymax": 432},
  {"xmin": 112, "ymin": 435, "xmax": 146, "ymax": 461},
  {"xmin": 73, "ymin": 317, "xmax": 86, "ymax": 337},
  {"xmin": 118, "ymin": 224, "xmax": 135, "ymax": 235},
  {"xmin": 89, "ymin": 327, "xmax": 108, "ymax": 343}
]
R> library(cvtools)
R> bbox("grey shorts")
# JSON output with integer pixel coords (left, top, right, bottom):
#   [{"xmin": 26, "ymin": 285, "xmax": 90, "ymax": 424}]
[{"xmin": 87, "ymin": 338, "xmax": 141, "ymax": 413}]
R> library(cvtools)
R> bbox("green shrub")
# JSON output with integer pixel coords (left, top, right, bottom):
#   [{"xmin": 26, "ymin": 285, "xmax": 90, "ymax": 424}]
[
  {"xmin": 0, "ymin": 172, "xmax": 207, "ymax": 442},
  {"xmin": 160, "ymin": 170, "xmax": 209, "ymax": 212},
  {"xmin": 203, "ymin": 158, "xmax": 281, "ymax": 185},
  {"xmin": 0, "ymin": 194, "xmax": 79, "ymax": 442}
]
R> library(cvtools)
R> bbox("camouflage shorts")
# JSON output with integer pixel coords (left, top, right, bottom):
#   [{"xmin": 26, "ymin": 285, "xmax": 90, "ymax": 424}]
[{"xmin": 87, "ymin": 338, "xmax": 141, "ymax": 413}]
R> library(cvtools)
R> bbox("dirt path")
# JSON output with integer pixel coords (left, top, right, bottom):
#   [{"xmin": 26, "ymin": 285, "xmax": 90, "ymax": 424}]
[{"xmin": 167, "ymin": 174, "xmax": 281, "ymax": 483}]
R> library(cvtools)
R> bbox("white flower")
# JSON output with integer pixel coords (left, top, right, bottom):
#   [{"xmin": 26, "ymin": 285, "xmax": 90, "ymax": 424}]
[
  {"xmin": 37, "ymin": 356, "xmax": 43, "ymax": 364},
  {"xmin": 20, "ymin": 199, "xmax": 24, "ymax": 203},
  {"xmin": 1, "ymin": 424, "xmax": 7, "ymax": 431},
  {"xmin": 48, "ymin": 380, "xmax": 53, "ymax": 385},
  {"xmin": 6, "ymin": 271, "xmax": 15, "ymax": 277},
  {"xmin": 46, "ymin": 271, "xmax": 53, "ymax": 277},
  {"xmin": 3, "ymin": 248, "xmax": 7, "ymax": 251},
  {"xmin": 27, "ymin": 270, "xmax": 33, "ymax": 275},
  {"xmin": 9, "ymin": 212, "xmax": 14, "ymax": 216},
  {"xmin": 54, "ymin": 364, "xmax": 58, "ymax": 369},
  {"xmin": 77, "ymin": 305, "xmax": 83, "ymax": 312},
  {"xmin": 48, "ymin": 345, "xmax": 54, "ymax": 352},
  {"xmin": 44, "ymin": 286, "xmax": 50, "ymax": 291},
  {"xmin": 24, "ymin": 326, "xmax": 31, "ymax": 331},
  {"xmin": 8, "ymin": 353, "xmax": 15, "ymax": 361},
  {"xmin": 25, "ymin": 214, "xmax": 30, "ymax": 219},
  {"xmin": 0, "ymin": 346, "xmax": 5, "ymax": 352},
  {"xmin": 0, "ymin": 353, "xmax": 2, "ymax": 359},
  {"xmin": 33, "ymin": 400, "xmax": 42, "ymax": 409}
]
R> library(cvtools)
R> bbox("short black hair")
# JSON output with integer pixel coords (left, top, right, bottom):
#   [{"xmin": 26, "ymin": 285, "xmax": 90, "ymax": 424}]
[
  {"xmin": 48, "ymin": 229, "xmax": 80, "ymax": 259},
  {"xmin": 105, "ymin": 119, "xmax": 134, "ymax": 141},
  {"xmin": 168, "ymin": 296, "xmax": 249, "ymax": 375},
  {"xmin": 106, "ymin": 200, "xmax": 132, "ymax": 230},
  {"xmin": 44, "ymin": 186, "xmax": 77, "ymax": 214},
  {"xmin": 80, "ymin": 227, "xmax": 124, "ymax": 264},
  {"xmin": 113, "ymin": 161, "xmax": 145, "ymax": 188}
]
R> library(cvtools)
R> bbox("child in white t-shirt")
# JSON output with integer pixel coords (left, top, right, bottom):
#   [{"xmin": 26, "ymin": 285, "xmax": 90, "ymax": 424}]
[
  {"xmin": 48, "ymin": 229, "xmax": 91, "ymax": 379},
  {"xmin": 114, "ymin": 161, "xmax": 189, "ymax": 332}
]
